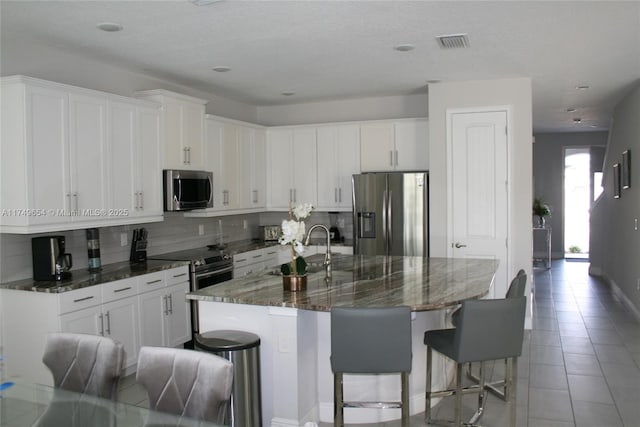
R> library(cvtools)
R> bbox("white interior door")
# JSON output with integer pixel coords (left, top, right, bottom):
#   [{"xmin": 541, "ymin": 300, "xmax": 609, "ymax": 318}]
[{"xmin": 449, "ymin": 110, "xmax": 508, "ymax": 298}]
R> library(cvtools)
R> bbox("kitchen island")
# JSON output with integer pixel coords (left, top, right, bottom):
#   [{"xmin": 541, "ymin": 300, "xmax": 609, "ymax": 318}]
[{"xmin": 187, "ymin": 255, "xmax": 498, "ymax": 427}]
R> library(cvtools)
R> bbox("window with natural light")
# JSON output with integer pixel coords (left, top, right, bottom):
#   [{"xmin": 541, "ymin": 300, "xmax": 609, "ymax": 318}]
[{"xmin": 564, "ymin": 149, "xmax": 590, "ymax": 257}]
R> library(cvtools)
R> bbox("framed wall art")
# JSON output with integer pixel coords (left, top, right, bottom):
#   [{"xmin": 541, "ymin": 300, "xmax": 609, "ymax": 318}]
[
  {"xmin": 622, "ymin": 150, "xmax": 631, "ymax": 189},
  {"xmin": 613, "ymin": 163, "xmax": 621, "ymax": 199}
]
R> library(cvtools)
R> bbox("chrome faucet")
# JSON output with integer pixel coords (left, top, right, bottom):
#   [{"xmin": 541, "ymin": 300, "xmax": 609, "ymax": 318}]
[{"xmin": 305, "ymin": 224, "xmax": 332, "ymax": 275}]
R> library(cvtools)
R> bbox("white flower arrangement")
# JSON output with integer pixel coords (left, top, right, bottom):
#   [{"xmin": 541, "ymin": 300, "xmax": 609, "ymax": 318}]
[{"xmin": 279, "ymin": 202, "xmax": 314, "ymax": 276}]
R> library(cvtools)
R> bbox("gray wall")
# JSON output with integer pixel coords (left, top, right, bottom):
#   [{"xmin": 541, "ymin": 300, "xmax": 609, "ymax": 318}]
[
  {"xmin": 590, "ymin": 83, "xmax": 640, "ymax": 317},
  {"xmin": 532, "ymin": 132, "xmax": 609, "ymax": 258}
]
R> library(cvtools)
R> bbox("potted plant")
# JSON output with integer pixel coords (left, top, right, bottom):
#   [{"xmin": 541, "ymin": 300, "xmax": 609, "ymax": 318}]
[
  {"xmin": 279, "ymin": 202, "xmax": 314, "ymax": 291},
  {"xmin": 532, "ymin": 197, "xmax": 551, "ymax": 228}
]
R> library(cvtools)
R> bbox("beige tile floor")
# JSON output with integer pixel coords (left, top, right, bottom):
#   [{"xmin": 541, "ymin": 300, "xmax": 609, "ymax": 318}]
[{"xmin": 119, "ymin": 260, "xmax": 640, "ymax": 426}]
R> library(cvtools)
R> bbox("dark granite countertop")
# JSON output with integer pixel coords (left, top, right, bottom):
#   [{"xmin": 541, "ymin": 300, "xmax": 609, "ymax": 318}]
[
  {"xmin": 0, "ymin": 259, "xmax": 189, "ymax": 293},
  {"xmin": 187, "ymin": 255, "xmax": 498, "ymax": 312}
]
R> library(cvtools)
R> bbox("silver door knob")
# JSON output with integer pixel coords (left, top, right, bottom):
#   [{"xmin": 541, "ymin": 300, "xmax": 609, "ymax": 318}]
[{"xmin": 454, "ymin": 242, "xmax": 467, "ymax": 248}]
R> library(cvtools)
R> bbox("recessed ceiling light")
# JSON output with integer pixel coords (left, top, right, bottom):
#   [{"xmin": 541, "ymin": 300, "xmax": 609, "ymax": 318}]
[
  {"xmin": 212, "ymin": 66, "xmax": 231, "ymax": 72},
  {"xmin": 566, "ymin": 108, "xmax": 577, "ymax": 113},
  {"xmin": 575, "ymin": 85, "xmax": 590, "ymax": 90},
  {"xmin": 394, "ymin": 44, "xmax": 415, "ymax": 52},
  {"xmin": 97, "ymin": 22, "xmax": 123, "ymax": 32},
  {"xmin": 281, "ymin": 91, "xmax": 296, "ymax": 96},
  {"xmin": 573, "ymin": 118, "xmax": 583, "ymax": 123}
]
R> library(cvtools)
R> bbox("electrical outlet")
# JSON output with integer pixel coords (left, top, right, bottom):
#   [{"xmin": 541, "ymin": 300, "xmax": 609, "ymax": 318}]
[
  {"xmin": 635, "ymin": 218, "xmax": 638, "ymax": 231},
  {"xmin": 243, "ymin": 220, "xmax": 248, "ymax": 230},
  {"xmin": 120, "ymin": 233, "xmax": 128, "ymax": 246},
  {"xmin": 198, "ymin": 224, "xmax": 204, "ymax": 236}
]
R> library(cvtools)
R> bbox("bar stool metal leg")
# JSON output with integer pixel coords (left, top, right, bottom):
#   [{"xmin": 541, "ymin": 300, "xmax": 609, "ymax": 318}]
[
  {"xmin": 334, "ymin": 372, "xmax": 344, "ymax": 427},
  {"xmin": 425, "ymin": 347, "xmax": 433, "ymax": 423},
  {"xmin": 401, "ymin": 372, "xmax": 409, "ymax": 427}
]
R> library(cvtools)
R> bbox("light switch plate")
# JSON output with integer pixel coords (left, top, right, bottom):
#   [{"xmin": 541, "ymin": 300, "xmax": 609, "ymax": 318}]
[
  {"xmin": 120, "ymin": 233, "xmax": 128, "ymax": 246},
  {"xmin": 198, "ymin": 224, "xmax": 204, "ymax": 236}
]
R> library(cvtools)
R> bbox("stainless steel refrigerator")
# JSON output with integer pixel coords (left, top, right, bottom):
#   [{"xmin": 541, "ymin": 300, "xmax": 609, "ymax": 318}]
[{"xmin": 352, "ymin": 172, "xmax": 429, "ymax": 256}]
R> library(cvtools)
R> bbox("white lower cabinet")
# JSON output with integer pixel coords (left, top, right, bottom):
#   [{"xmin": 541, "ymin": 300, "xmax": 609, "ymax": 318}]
[{"xmin": 138, "ymin": 268, "xmax": 191, "ymax": 348}]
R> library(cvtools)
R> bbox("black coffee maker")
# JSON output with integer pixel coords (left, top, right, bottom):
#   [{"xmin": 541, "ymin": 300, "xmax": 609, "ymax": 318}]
[{"xmin": 32, "ymin": 236, "xmax": 73, "ymax": 281}]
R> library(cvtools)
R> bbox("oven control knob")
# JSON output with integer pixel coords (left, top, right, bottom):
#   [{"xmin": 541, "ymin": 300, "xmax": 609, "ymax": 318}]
[{"xmin": 223, "ymin": 254, "xmax": 231, "ymax": 260}]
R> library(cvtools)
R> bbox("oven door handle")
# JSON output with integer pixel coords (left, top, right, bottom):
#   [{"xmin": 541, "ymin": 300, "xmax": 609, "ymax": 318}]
[{"xmin": 195, "ymin": 265, "xmax": 234, "ymax": 280}]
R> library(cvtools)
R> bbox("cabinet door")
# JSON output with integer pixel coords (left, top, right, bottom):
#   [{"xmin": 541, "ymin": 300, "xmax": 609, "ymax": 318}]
[
  {"xmin": 108, "ymin": 101, "xmax": 136, "ymax": 215},
  {"xmin": 394, "ymin": 120, "xmax": 429, "ymax": 170},
  {"xmin": 316, "ymin": 127, "xmax": 340, "ymax": 209},
  {"xmin": 136, "ymin": 106, "xmax": 163, "ymax": 217},
  {"xmin": 251, "ymin": 128, "xmax": 267, "ymax": 208},
  {"xmin": 336, "ymin": 125, "xmax": 360, "ymax": 208},
  {"xmin": 182, "ymin": 103, "xmax": 205, "ymax": 169},
  {"xmin": 221, "ymin": 123, "xmax": 240, "ymax": 209},
  {"xmin": 267, "ymin": 129, "xmax": 294, "ymax": 209},
  {"xmin": 26, "ymin": 85, "xmax": 70, "ymax": 225},
  {"xmin": 138, "ymin": 288, "xmax": 167, "ymax": 348},
  {"xmin": 163, "ymin": 101, "xmax": 184, "ymax": 168},
  {"xmin": 68, "ymin": 93, "xmax": 108, "ymax": 218},
  {"xmin": 360, "ymin": 122, "xmax": 395, "ymax": 172},
  {"xmin": 165, "ymin": 282, "xmax": 191, "ymax": 347},
  {"xmin": 292, "ymin": 127, "xmax": 317, "ymax": 205},
  {"xmin": 59, "ymin": 306, "xmax": 102, "ymax": 335},
  {"xmin": 103, "ymin": 297, "xmax": 140, "ymax": 368},
  {"xmin": 204, "ymin": 119, "xmax": 225, "ymax": 210}
]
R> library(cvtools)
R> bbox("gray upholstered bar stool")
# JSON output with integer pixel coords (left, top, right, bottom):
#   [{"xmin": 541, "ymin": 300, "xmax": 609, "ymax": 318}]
[
  {"xmin": 331, "ymin": 306, "xmax": 412, "ymax": 427},
  {"xmin": 451, "ymin": 269, "xmax": 527, "ymax": 401},
  {"xmin": 424, "ymin": 296, "xmax": 526, "ymax": 427}
]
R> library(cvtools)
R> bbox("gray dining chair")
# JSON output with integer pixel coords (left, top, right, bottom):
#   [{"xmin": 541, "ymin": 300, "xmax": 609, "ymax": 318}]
[
  {"xmin": 331, "ymin": 306, "xmax": 412, "ymax": 427},
  {"xmin": 136, "ymin": 346, "xmax": 234, "ymax": 424},
  {"xmin": 42, "ymin": 332, "xmax": 125, "ymax": 400},
  {"xmin": 424, "ymin": 296, "xmax": 526, "ymax": 427}
]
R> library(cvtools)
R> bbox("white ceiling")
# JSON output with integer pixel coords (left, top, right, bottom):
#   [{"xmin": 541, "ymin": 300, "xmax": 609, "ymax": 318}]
[{"xmin": 2, "ymin": 1, "xmax": 639, "ymax": 132}]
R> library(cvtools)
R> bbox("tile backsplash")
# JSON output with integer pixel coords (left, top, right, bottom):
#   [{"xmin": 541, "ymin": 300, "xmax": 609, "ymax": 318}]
[{"xmin": 0, "ymin": 211, "xmax": 352, "ymax": 282}]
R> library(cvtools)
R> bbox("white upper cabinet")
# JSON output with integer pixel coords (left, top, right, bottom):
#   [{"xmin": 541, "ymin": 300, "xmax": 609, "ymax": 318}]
[
  {"xmin": 360, "ymin": 119, "xmax": 428, "ymax": 171},
  {"xmin": 134, "ymin": 90, "xmax": 207, "ymax": 170},
  {"xmin": 195, "ymin": 116, "xmax": 266, "ymax": 216},
  {"xmin": 0, "ymin": 76, "xmax": 163, "ymax": 233},
  {"xmin": 108, "ymin": 101, "xmax": 162, "ymax": 221},
  {"xmin": 240, "ymin": 126, "xmax": 266, "ymax": 209},
  {"xmin": 316, "ymin": 124, "xmax": 360, "ymax": 211},
  {"xmin": 267, "ymin": 127, "xmax": 317, "ymax": 209}
]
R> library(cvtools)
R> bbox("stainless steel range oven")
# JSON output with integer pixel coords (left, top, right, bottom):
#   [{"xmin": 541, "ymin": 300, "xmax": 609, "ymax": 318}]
[{"xmin": 149, "ymin": 246, "xmax": 233, "ymax": 340}]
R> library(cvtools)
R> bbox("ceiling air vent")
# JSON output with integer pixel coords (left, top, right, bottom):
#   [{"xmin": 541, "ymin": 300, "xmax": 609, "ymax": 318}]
[{"xmin": 436, "ymin": 33, "xmax": 470, "ymax": 49}]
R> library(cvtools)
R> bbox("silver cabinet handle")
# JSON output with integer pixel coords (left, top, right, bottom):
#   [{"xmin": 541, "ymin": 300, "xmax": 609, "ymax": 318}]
[
  {"xmin": 163, "ymin": 295, "xmax": 169, "ymax": 315},
  {"xmin": 99, "ymin": 313, "xmax": 104, "ymax": 336},
  {"xmin": 140, "ymin": 191, "xmax": 144, "ymax": 210},
  {"xmin": 334, "ymin": 188, "xmax": 338, "ymax": 203},
  {"xmin": 395, "ymin": 150, "xmax": 399, "ymax": 166},
  {"xmin": 454, "ymin": 242, "xmax": 467, "ymax": 248},
  {"xmin": 73, "ymin": 296, "xmax": 94, "ymax": 303},
  {"xmin": 167, "ymin": 294, "xmax": 173, "ymax": 315},
  {"xmin": 390, "ymin": 150, "xmax": 394, "ymax": 167},
  {"xmin": 293, "ymin": 188, "xmax": 297, "ymax": 203},
  {"xmin": 105, "ymin": 311, "xmax": 111, "ymax": 335},
  {"xmin": 66, "ymin": 193, "xmax": 71, "ymax": 211},
  {"xmin": 289, "ymin": 189, "xmax": 293, "ymax": 203},
  {"xmin": 114, "ymin": 286, "xmax": 132, "ymax": 293},
  {"xmin": 172, "ymin": 273, "xmax": 187, "ymax": 278},
  {"xmin": 253, "ymin": 190, "xmax": 258, "ymax": 204},
  {"xmin": 183, "ymin": 147, "xmax": 188, "ymax": 165},
  {"xmin": 146, "ymin": 279, "xmax": 162, "ymax": 285},
  {"xmin": 339, "ymin": 188, "xmax": 342, "ymax": 203},
  {"xmin": 73, "ymin": 193, "xmax": 79, "ymax": 211}
]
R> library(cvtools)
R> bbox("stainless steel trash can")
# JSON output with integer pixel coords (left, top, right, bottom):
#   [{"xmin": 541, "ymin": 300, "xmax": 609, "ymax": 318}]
[{"xmin": 195, "ymin": 330, "xmax": 262, "ymax": 427}]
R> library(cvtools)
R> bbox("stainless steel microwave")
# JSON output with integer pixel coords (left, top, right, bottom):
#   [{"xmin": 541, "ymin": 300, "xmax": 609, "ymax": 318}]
[{"xmin": 163, "ymin": 169, "xmax": 213, "ymax": 211}]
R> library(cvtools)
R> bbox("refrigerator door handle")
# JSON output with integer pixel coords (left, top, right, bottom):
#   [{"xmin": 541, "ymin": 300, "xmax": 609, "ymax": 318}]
[
  {"xmin": 388, "ymin": 190, "xmax": 393, "ymax": 249},
  {"xmin": 382, "ymin": 189, "xmax": 388, "ymax": 254}
]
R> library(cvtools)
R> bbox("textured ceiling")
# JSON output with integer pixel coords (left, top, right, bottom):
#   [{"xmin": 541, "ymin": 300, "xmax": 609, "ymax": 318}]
[{"xmin": 1, "ymin": 1, "xmax": 639, "ymax": 132}]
